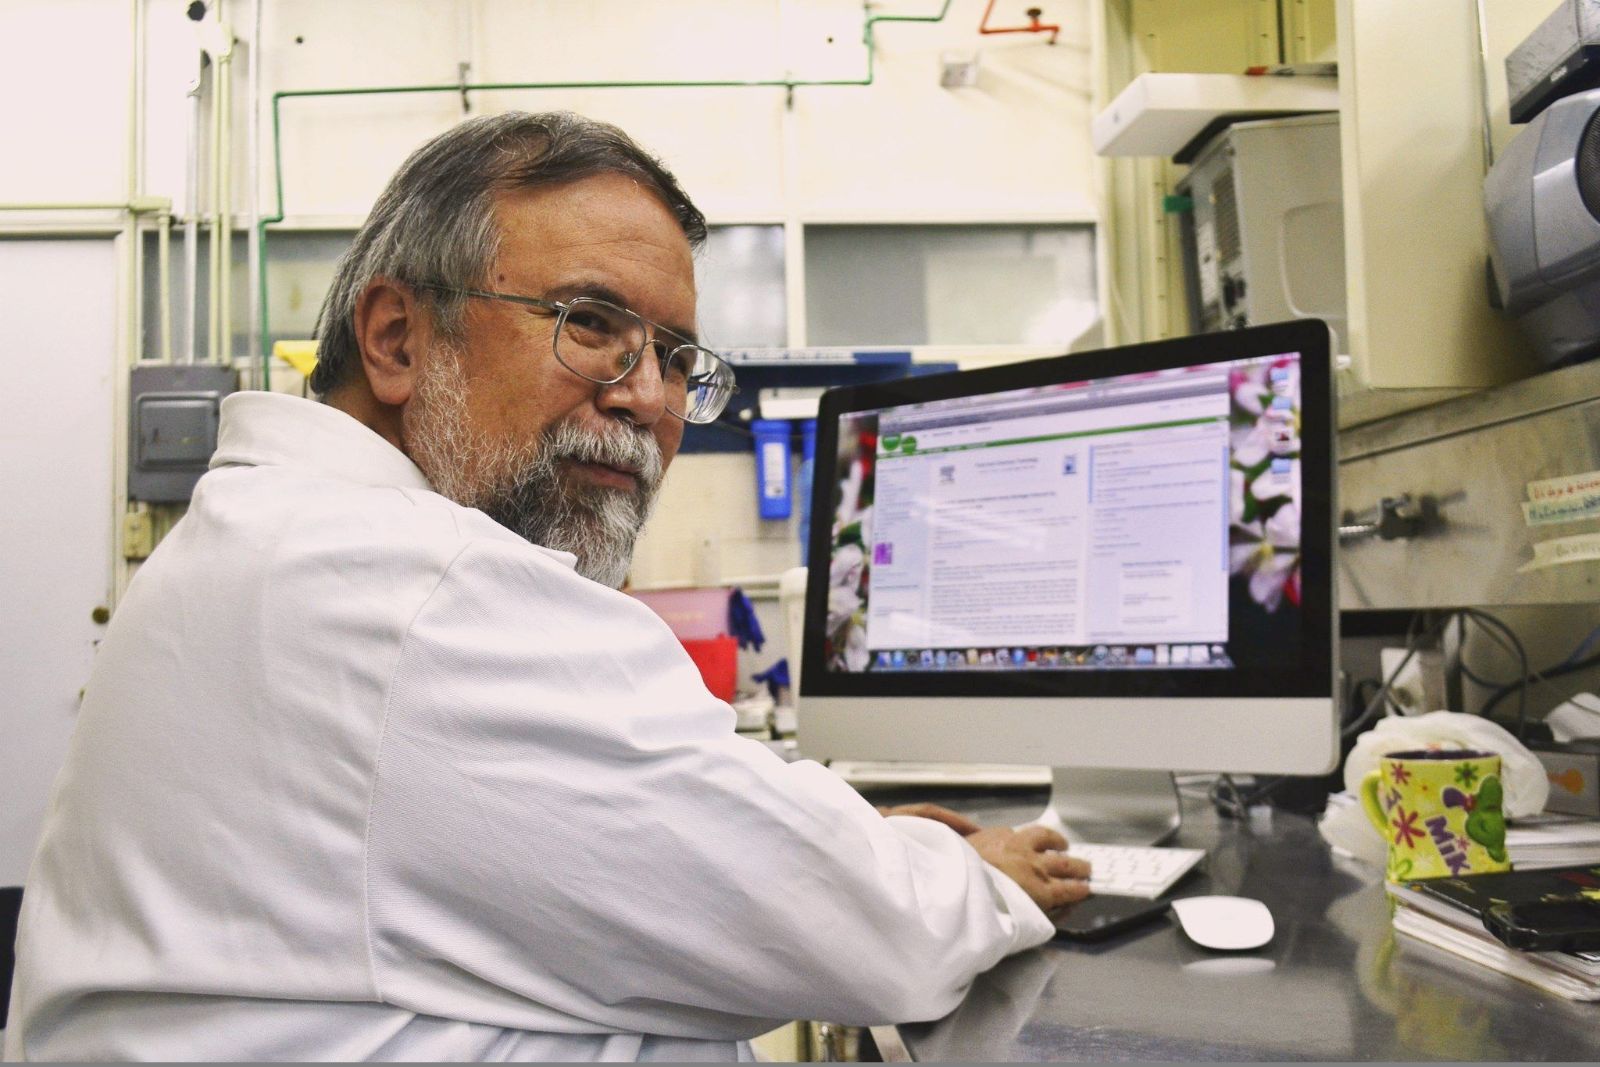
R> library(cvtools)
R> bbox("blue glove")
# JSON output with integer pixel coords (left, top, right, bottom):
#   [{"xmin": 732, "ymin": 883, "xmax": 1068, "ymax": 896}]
[
  {"xmin": 752, "ymin": 659, "xmax": 790, "ymax": 700},
  {"xmin": 727, "ymin": 588, "xmax": 766, "ymax": 652}
]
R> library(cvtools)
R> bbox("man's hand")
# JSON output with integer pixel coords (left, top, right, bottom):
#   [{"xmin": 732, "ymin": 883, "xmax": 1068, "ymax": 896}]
[
  {"xmin": 876, "ymin": 803, "xmax": 982, "ymax": 836},
  {"xmin": 965, "ymin": 825, "xmax": 1092, "ymax": 913}
]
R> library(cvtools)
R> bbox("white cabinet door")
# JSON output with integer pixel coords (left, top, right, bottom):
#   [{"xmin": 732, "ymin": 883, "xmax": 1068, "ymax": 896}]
[{"xmin": 0, "ymin": 237, "xmax": 117, "ymax": 885}]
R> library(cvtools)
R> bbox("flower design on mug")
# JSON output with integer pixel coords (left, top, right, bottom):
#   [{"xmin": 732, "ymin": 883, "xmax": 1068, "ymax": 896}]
[
  {"xmin": 1390, "ymin": 763, "xmax": 1412, "ymax": 785},
  {"xmin": 1454, "ymin": 762, "xmax": 1480, "ymax": 788},
  {"xmin": 1391, "ymin": 807, "xmax": 1423, "ymax": 849}
]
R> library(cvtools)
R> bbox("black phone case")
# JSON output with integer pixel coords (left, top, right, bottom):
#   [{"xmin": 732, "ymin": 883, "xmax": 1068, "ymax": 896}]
[
  {"xmin": 1483, "ymin": 901, "xmax": 1600, "ymax": 953},
  {"xmin": 1051, "ymin": 894, "xmax": 1171, "ymax": 942}
]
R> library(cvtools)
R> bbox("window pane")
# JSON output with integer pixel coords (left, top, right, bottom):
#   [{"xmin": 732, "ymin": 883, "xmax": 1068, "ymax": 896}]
[{"xmin": 804, "ymin": 224, "xmax": 1096, "ymax": 347}]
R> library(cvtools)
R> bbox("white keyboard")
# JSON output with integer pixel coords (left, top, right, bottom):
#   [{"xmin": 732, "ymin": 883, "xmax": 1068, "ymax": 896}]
[
  {"xmin": 1069, "ymin": 842, "xmax": 1206, "ymax": 899},
  {"xmin": 828, "ymin": 760, "xmax": 1052, "ymax": 788}
]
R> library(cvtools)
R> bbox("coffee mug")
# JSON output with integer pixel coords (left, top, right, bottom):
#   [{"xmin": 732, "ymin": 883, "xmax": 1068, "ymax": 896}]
[{"xmin": 1359, "ymin": 749, "xmax": 1510, "ymax": 881}]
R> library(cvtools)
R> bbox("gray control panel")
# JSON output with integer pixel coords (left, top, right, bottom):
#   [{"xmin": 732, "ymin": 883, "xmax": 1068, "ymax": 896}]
[{"xmin": 128, "ymin": 364, "xmax": 237, "ymax": 503}]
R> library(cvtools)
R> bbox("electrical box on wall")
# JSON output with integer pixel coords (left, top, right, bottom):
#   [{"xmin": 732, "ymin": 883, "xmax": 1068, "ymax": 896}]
[{"xmin": 128, "ymin": 364, "xmax": 236, "ymax": 503}]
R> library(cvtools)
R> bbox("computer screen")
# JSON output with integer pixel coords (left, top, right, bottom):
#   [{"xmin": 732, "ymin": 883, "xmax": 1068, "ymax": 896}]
[{"xmin": 798, "ymin": 321, "xmax": 1336, "ymax": 840}]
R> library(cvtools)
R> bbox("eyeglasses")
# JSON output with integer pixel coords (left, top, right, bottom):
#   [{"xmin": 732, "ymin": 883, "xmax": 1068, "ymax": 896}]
[{"xmin": 418, "ymin": 285, "xmax": 737, "ymax": 425}]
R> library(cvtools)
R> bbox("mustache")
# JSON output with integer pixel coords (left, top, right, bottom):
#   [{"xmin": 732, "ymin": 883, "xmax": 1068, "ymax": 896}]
[{"xmin": 543, "ymin": 419, "xmax": 664, "ymax": 495}]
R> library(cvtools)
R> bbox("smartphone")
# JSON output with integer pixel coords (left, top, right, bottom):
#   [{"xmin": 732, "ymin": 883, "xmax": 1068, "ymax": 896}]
[
  {"xmin": 1483, "ymin": 898, "xmax": 1600, "ymax": 953},
  {"xmin": 1050, "ymin": 894, "xmax": 1171, "ymax": 942}
]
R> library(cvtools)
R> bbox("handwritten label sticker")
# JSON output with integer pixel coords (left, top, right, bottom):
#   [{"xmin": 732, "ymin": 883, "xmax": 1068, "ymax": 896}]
[
  {"xmin": 1528, "ymin": 470, "xmax": 1600, "ymax": 503},
  {"xmin": 1524, "ymin": 492, "xmax": 1600, "ymax": 526},
  {"xmin": 1519, "ymin": 532, "xmax": 1600, "ymax": 572},
  {"xmin": 1522, "ymin": 471, "xmax": 1600, "ymax": 527}
]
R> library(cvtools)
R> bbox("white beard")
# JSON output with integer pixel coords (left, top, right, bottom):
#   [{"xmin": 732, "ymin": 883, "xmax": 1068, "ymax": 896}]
[{"xmin": 405, "ymin": 344, "xmax": 663, "ymax": 588}]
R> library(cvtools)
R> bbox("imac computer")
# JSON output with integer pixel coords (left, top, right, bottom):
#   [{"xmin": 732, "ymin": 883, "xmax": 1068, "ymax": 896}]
[{"xmin": 798, "ymin": 320, "xmax": 1337, "ymax": 844}]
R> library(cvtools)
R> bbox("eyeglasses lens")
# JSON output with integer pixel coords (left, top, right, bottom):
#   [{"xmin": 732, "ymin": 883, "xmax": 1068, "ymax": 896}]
[
  {"xmin": 554, "ymin": 299, "xmax": 647, "ymax": 381},
  {"xmin": 555, "ymin": 298, "xmax": 733, "ymax": 424}
]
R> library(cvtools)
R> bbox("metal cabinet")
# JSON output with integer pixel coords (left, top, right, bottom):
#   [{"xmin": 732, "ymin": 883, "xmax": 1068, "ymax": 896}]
[{"xmin": 1339, "ymin": 359, "xmax": 1600, "ymax": 609}]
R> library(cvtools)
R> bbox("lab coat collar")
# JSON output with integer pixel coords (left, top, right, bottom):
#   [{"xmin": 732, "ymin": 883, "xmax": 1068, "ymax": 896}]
[{"xmin": 210, "ymin": 391, "xmax": 433, "ymax": 492}]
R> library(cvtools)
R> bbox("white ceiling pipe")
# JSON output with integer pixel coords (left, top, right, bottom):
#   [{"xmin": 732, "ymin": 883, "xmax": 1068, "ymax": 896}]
[
  {"xmin": 209, "ymin": 46, "xmax": 222, "ymax": 365},
  {"xmin": 247, "ymin": 0, "xmax": 263, "ymax": 381},
  {"xmin": 184, "ymin": 51, "xmax": 204, "ymax": 365},
  {"xmin": 159, "ymin": 210, "xmax": 173, "ymax": 364},
  {"xmin": 129, "ymin": 0, "xmax": 144, "ymax": 365},
  {"xmin": 217, "ymin": 34, "xmax": 234, "ymax": 367}
]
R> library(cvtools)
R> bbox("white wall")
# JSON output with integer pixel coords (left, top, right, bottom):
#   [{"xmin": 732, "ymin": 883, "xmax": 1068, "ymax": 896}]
[
  {"xmin": 0, "ymin": 2, "xmax": 133, "ymax": 205},
  {"xmin": 245, "ymin": 0, "xmax": 1094, "ymax": 225},
  {"xmin": 3, "ymin": 0, "xmax": 1094, "ymax": 220}
]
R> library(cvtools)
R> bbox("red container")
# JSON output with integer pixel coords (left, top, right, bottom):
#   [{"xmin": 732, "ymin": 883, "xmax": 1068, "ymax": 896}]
[{"xmin": 681, "ymin": 635, "xmax": 738, "ymax": 703}]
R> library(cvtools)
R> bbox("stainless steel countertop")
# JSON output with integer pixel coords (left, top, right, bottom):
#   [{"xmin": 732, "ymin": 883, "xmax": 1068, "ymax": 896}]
[{"xmin": 871, "ymin": 788, "xmax": 1600, "ymax": 1062}]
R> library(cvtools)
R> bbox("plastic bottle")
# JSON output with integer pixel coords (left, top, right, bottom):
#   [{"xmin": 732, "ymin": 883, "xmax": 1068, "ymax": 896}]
[
  {"xmin": 751, "ymin": 419, "xmax": 792, "ymax": 520},
  {"xmin": 798, "ymin": 419, "xmax": 817, "ymax": 551}
]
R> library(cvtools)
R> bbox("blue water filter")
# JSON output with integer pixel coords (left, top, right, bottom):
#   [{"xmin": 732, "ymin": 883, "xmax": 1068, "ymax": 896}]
[
  {"xmin": 798, "ymin": 419, "xmax": 817, "ymax": 549},
  {"xmin": 751, "ymin": 419, "xmax": 793, "ymax": 520}
]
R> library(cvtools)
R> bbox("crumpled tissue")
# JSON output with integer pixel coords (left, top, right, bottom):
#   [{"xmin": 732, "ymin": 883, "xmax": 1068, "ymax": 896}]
[
  {"xmin": 1548, "ymin": 692, "xmax": 1600, "ymax": 742},
  {"xmin": 1317, "ymin": 710, "xmax": 1550, "ymax": 866}
]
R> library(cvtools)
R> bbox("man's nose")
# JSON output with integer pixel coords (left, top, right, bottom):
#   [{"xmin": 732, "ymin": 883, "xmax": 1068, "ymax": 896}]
[{"xmin": 596, "ymin": 345, "xmax": 668, "ymax": 426}]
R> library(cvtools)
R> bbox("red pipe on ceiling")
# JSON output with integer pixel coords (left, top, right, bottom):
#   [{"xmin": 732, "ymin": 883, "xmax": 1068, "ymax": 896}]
[{"xmin": 979, "ymin": 0, "xmax": 1060, "ymax": 45}]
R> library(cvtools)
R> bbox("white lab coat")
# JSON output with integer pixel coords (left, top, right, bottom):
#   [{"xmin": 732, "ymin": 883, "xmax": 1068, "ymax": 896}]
[{"xmin": 4, "ymin": 392, "xmax": 1052, "ymax": 1062}]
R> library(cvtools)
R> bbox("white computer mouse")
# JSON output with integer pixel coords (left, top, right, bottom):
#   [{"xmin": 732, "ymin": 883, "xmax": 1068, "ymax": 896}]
[{"xmin": 1169, "ymin": 895, "xmax": 1275, "ymax": 951}]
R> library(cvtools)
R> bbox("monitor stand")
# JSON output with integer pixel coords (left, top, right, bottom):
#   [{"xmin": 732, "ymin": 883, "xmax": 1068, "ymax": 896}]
[{"xmin": 1031, "ymin": 767, "xmax": 1181, "ymax": 846}]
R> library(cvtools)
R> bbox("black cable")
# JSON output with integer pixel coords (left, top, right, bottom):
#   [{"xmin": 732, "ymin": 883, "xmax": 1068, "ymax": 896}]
[
  {"xmin": 1459, "ymin": 660, "xmax": 1514, "ymax": 690},
  {"xmin": 1466, "ymin": 609, "xmax": 1530, "ymax": 736},
  {"xmin": 1460, "ymin": 608, "xmax": 1533, "ymax": 738},
  {"xmin": 1342, "ymin": 611, "xmax": 1443, "ymax": 738},
  {"xmin": 1209, "ymin": 774, "xmax": 1245, "ymax": 819},
  {"xmin": 1343, "ymin": 611, "xmax": 1422, "ymax": 734},
  {"xmin": 1350, "ymin": 677, "xmax": 1382, "ymax": 718},
  {"xmin": 1459, "ymin": 604, "xmax": 1542, "ymax": 739},
  {"xmin": 1209, "ymin": 769, "xmax": 1307, "ymax": 818},
  {"xmin": 1480, "ymin": 647, "xmax": 1600, "ymax": 723},
  {"xmin": 1456, "ymin": 607, "xmax": 1520, "ymax": 692},
  {"xmin": 1213, "ymin": 644, "xmax": 1417, "ymax": 818}
]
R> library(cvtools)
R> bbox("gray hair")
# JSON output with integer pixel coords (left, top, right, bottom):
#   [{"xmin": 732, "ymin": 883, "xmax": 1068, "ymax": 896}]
[{"xmin": 310, "ymin": 110, "xmax": 707, "ymax": 396}]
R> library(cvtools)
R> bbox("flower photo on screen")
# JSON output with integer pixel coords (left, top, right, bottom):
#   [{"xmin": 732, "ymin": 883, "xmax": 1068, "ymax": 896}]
[
  {"xmin": 825, "ymin": 413, "xmax": 879, "ymax": 672},
  {"xmin": 1227, "ymin": 356, "xmax": 1302, "ymax": 615}
]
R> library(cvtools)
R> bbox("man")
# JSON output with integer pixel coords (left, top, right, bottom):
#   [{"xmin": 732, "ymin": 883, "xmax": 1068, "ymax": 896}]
[{"xmin": 5, "ymin": 111, "xmax": 1088, "ymax": 1061}]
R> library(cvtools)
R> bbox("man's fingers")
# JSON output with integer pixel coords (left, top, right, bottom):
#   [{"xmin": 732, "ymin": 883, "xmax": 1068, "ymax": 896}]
[
  {"xmin": 1015, "ymin": 823, "xmax": 1068, "ymax": 853},
  {"xmin": 1041, "ymin": 852, "xmax": 1091, "ymax": 880},
  {"xmin": 1042, "ymin": 877, "xmax": 1092, "ymax": 910}
]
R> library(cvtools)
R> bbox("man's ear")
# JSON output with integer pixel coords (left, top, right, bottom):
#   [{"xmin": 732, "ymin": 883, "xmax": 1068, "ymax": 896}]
[{"xmin": 353, "ymin": 278, "xmax": 427, "ymax": 407}]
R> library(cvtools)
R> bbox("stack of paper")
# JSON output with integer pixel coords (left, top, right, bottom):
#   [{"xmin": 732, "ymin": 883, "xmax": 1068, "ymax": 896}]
[
  {"xmin": 1391, "ymin": 906, "xmax": 1600, "ymax": 1001},
  {"xmin": 1506, "ymin": 814, "xmax": 1600, "ymax": 869},
  {"xmin": 1389, "ymin": 867, "xmax": 1600, "ymax": 1001}
]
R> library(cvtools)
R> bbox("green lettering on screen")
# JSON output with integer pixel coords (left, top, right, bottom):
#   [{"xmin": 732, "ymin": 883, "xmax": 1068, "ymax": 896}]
[{"xmin": 876, "ymin": 416, "xmax": 1221, "ymax": 460}]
